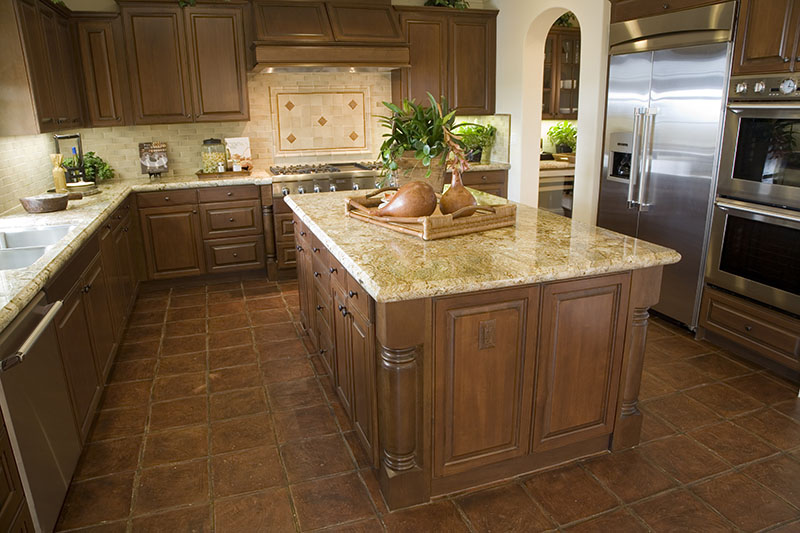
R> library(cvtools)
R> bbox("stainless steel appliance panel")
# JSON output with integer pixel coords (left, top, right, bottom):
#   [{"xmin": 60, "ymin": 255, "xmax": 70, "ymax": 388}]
[
  {"xmin": 636, "ymin": 43, "xmax": 729, "ymax": 325},
  {"xmin": 598, "ymin": 51, "xmax": 654, "ymax": 238}
]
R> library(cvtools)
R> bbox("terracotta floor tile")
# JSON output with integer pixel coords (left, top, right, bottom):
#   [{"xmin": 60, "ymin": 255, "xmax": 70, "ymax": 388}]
[
  {"xmin": 768, "ymin": 520, "xmax": 800, "ymax": 533},
  {"xmin": 208, "ymin": 364, "xmax": 262, "ymax": 393},
  {"xmin": 64, "ymin": 521, "xmax": 129, "ymax": 532},
  {"xmin": 214, "ymin": 487, "xmax": 295, "ymax": 533},
  {"xmin": 281, "ymin": 434, "xmax": 355, "ymax": 483},
  {"xmin": 342, "ymin": 431, "xmax": 370, "ymax": 469},
  {"xmin": 583, "ymin": 449, "xmax": 675, "ymax": 503},
  {"xmin": 359, "ymin": 469, "xmax": 387, "ymax": 515},
  {"xmin": 101, "ymin": 381, "xmax": 152, "ymax": 409},
  {"xmin": 172, "ymin": 284, "xmax": 206, "ymax": 296},
  {"xmin": 210, "ymin": 387, "xmax": 269, "ymax": 421},
  {"xmin": 727, "ymin": 373, "xmax": 798, "ymax": 405},
  {"xmin": 684, "ymin": 382, "xmax": 764, "ymax": 418},
  {"xmin": 639, "ymin": 371, "xmax": 675, "ymax": 400},
  {"xmin": 564, "ymin": 509, "xmax": 647, "ymax": 532},
  {"xmin": 152, "ymin": 371, "xmax": 207, "ymax": 401},
  {"xmin": 208, "ymin": 301, "xmax": 246, "ymax": 317},
  {"xmin": 742, "ymin": 455, "xmax": 800, "ymax": 507},
  {"xmin": 123, "ymin": 324, "xmax": 163, "ymax": 344},
  {"xmin": 170, "ymin": 293, "xmax": 206, "ymax": 308},
  {"xmin": 164, "ymin": 318, "xmax": 206, "ymax": 338},
  {"xmin": 632, "ymin": 489, "xmax": 733, "ymax": 532},
  {"xmin": 211, "ymin": 446, "xmax": 285, "ymax": 497},
  {"xmin": 273, "ymin": 404, "xmax": 338, "ymax": 443},
  {"xmin": 149, "ymin": 396, "xmax": 208, "ymax": 430},
  {"xmin": 735, "ymin": 409, "xmax": 800, "ymax": 450},
  {"xmin": 523, "ymin": 464, "xmax": 617, "ymax": 525},
  {"xmin": 638, "ymin": 435, "xmax": 729, "ymax": 484},
  {"xmin": 456, "ymin": 483, "xmax": 555, "ymax": 533},
  {"xmin": 268, "ymin": 377, "xmax": 327, "ymax": 411},
  {"xmin": 650, "ymin": 335, "xmax": 715, "ymax": 358},
  {"xmin": 331, "ymin": 401, "xmax": 353, "ymax": 432},
  {"xmin": 207, "ymin": 281, "xmax": 242, "ymax": 293},
  {"xmin": 142, "ymin": 425, "xmax": 209, "ymax": 467},
  {"xmin": 244, "ymin": 284, "xmax": 282, "ymax": 299},
  {"xmin": 382, "ymin": 500, "xmax": 469, "ymax": 533},
  {"xmin": 207, "ymin": 288, "xmax": 244, "ymax": 302},
  {"xmin": 246, "ymin": 296, "xmax": 285, "ymax": 312},
  {"xmin": 157, "ymin": 352, "xmax": 207, "ymax": 376},
  {"xmin": 261, "ymin": 357, "xmax": 315, "ymax": 384},
  {"xmin": 775, "ymin": 399, "xmax": 800, "ymax": 423},
  {"xmin": 693, "ymin": 471, "xmax": 797, "ymax": 531},
  {"xmin": 291, "ymin": 472, "xmax": 377, "ymax": 531},
  {"xmin": 258, "ymin": 338, "xmax": 308, "ymax": 361},
  {"xmin": 130, "ymin": 505, "xmax": 211, "ymax": 533},
  {"xmin": 56, "ymin": 472, "xmax": 135, "ymax": 530},
  {"xmin": 74, "ymin": 436, "xmax": 142, "ymax": 480},
  {"xmin": 90, "ymin": 406, "xmax": 148, "ymax": 441},
  {"xmin": 117, "ymin": 339, "xmax": 160, "ymax": 361},
  {"xmin": 645, "ymin": 361, "xmax": 714, "ymax": 390},
  {"xmin": 109, "ymin": 359, "xmax": 156, "ymax": 383},
  {"xmin": 643, "ymin": 393, "xmax": 723, "ymax": 431},
  {"xmin": 639, "ymin": 406, "xmax": 677, "ymax": 443},
  {"xmin": 208, "ymin": 345, "xmax": 259, "ymax": 370},
  {"xmin": 128, "ymin": 310, "xmax": 166, "ymax": 327},
  {"xmin": 207, "ymin": 313, "xmax": 249, "ymax": 332},
  {"xmin": 134, "ymin": 459, "xmax": 209, "ymax": 514},
  {"xmin": 249, "ymin": 308, "xmax": 292, "ymax": 326},
  {"xmin": 208, "ymin": 328, "xmax": 252, "ymax": 350},
  {"xmin": 161, "ymin": 333, "xmax": 206, "ymax": 356},
  {"xmin": 688, "ymin": 421, "xmax": 778, "ymax": 466},
  {"xmin": 325, "ymin": 518, "xmax": 384, "ymax": 532},
  {"xmin": 283, "ymin": 293, "xmax": 300, "ymax": 307},
  {"xmin": 166, "ymin": 305, "xmax": 206, "ymax": 322},
  {"xmin": 133, "ymin": 294, "xmax": 169, "ymax": 310},
  {"xmin": 684, "ymin": 352, "xmax": 753, "ymax": 380},
  {"xmin": 253, "ymin": 322, "xmax": 300, "ymax": 344},
  {"xmin": 211, "ymin": 413, "xmax": 275, "ymax": 454}
]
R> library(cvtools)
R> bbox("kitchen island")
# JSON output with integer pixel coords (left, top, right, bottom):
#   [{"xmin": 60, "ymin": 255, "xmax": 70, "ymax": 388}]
[{"xmin": 285, "ymin": 190, "xmax": 680, "ymax": 510}]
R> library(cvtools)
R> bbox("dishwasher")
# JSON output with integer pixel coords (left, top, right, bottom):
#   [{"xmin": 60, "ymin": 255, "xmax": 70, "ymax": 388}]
[{"xmin": 0, "ymin": 292, "xmax": 81, "ymax": 533}]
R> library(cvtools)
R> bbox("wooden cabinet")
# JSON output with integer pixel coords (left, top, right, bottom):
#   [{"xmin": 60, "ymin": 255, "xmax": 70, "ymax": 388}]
[
  {"xmin": 140, "ymin": 205, "xmax": 205, "ymax": 279},
  {"xmin": 448, "ymin": 169, "xmax": 508, "ymax": 198},
  {"xmin": 82, "ymin": 256, "xmax": 117, "ymax": 382},
  {"xmin": 253, "ymin": 1, "xmax": 333, "ymax": 42},
  {"xmin": 49, "ymin": 11, "xmax": 84, "ymax": 127},
  {"xmin": 326, "ymin": 2, "xmax": 404, "ymax": 43},
  {"xmin": 542, "ymin": 27, "xmax": 579, "ymax": 120},
  {"xmin": 349, "ymin": 301, "xmax": 377, "ymax": 464},
  {"xmin": 433, "ymin": 287, "xmax": 539, "ymax": 477},
  {"xmin": 393, "ymin": 7, "xmax": 497, "ymax": 115},
  {"xmin": 100, "ymin": 212, "xmax": 137, "ymax": 341},
  {"xmin": 610, "ymin": 0, "xmax": 727, "ymax": 23},
  {"xmin": 732, "ymin": 0, "xmax": 800, "ymax": 75},
  {"xmin": 204, "ymin": 236, "xmax": 265, "ymax": 273},
  {"xmin": 274, "ymin": 202, "xmax": 299, "ymax": 272},
  {"xmin": 199, "ymin": 200, "xmax": 262, "ymax": 239},
  {"xmin": 76, "ymin": 16, "xmax": 129, "ymax": 127},
  {"xmin": 532, "ymin": 275, "xmax": 629, "ymax": 452},
  {"xmin": 0, "ymin": 427, "xmax": 26, "ymax": 533}
]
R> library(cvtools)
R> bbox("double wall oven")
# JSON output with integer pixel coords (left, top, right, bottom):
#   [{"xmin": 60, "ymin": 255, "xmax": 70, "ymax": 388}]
[{"xmin": 707, "ymin": 74, "xmax": 800, "ymax": 316}]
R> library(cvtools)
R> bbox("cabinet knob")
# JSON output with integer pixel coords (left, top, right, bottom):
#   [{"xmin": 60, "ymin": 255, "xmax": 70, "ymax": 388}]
[
  {"xmin": 82, "ymin": 284, "xmax": 92, "ymax": 293},
  {"xmin": 313, "ymin": 271, "xmax": 320, "ymax": 278},
  {"xmin": 784, "ymin": 57, "xmax": 791, "ymax": 63},
  {"xmin": 319, "ymin": 348, "xmax": 327, "ymax": 355},
  {"xmin": 338, "ymin": 305, "xmax": 347, "ymax": 317},
  {"xmin": 291, "ymin": 220, "xmax": 296, "ymax": 225},
  {"xmin": 115, "ymin": 116, "xmax": 122, "ymax": 122},
  {"xmin": 123, "ymin": 227, "xmax": 129, "ymax": 232},
  {"xmin": 312, "ymin": 247, "xmax": 320, "ymax": 253},
  {"xmin": 662, "ymin": 3, "xmax": 669, "ymax": 8},
  {"xmin": 192, "ymin": 210, "xmax": 197, "ymax": 214},
  {"xmin": 164, "ymin": 196, "xmax": 170, "ymax": 201},
  {"xmin": 296, "ymin": 245, "xmax": 303, "ymax": 252},
  {"xmin": 227, "ymin": 192, "xmax": 233, "ymax": 197},
  {"xmin": 482, "ymin": 175, "xmax": 487, "ymax": 181},
  {"xmin": 186, "ymin": 113, "xmax": 191, "ymax": 118},
  {"xmin": 300, "ymin": 231, "xmax": 306, "ymax": 237},
  {"xmin": 745, "ymin": 325, "xmax": 753, "ymax": 332},
  {"xmin": 106, "ymin": 224, "xmax": 112, "ymax": 230},
  {"xmin": 348, "ymin": 290, "xmax": 356, "ymax": 298},
  {"xmin": 233, "ymin": 252, "xmax": 238, "ymax": 258},
  {"xmin": 316, "ymin": 305, "xmax": 323, "ymax": 311},
  {"xmin": 329, "ymin": 267, "xmax": 337, "ymax": 274},
  {"xmin": 229, "ymin": 217, "xmax": 235, "ymax": 222}
]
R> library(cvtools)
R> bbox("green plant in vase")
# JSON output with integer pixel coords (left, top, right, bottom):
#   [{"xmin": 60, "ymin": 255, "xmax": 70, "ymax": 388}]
[
  {"xmin": 62, "ymin": 152, "xmax": 114, "ymax": 182},
  {"xmin": 547, "ymin": 121, "xmax": 577, "ymax": 153},
  {"xmin": 455, "ymin": 124, "xmax": 497, "ymax": 164},
  {"xmin": 424, "ymin": 0, "xmax": 470, "ymax": 8}
]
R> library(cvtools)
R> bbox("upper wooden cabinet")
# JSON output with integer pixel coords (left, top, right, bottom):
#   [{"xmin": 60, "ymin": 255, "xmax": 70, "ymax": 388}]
[
  {"xmin": 393, "ymin": 7, "xmax": 497, "ymax": 115},
  {"xmin": 542, "ymin": 27, "xmax": 580, "ymax": 120},
  {"xmin": 732, "ymin": 0, "xmax": 800, "ymax": 75},
  {"xmin": 610, "ymin": 0, "xmax": 728, "ymax": 23},
  {"xmin": 120, "ymin": 2, "xmax": 249, "ymax": 125},
  {"xmin": 327, "ymin": 3, "xmax": 403, "ymax": 43}
]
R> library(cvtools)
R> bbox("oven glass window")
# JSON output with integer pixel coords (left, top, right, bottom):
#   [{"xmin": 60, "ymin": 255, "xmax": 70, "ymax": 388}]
[
  {"xmin": 734, "ymin": 118, "xmax": 800, "ymax": 189},
  {"xmin": 719, "ymin": 214, "xmax": 800, "ymax": 295}
]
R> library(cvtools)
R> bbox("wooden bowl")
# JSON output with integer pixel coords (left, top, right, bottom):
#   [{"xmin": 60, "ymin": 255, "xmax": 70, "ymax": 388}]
[{"xmin": 19, "ymin": 193, "xmax": 70, "ymax": 213}]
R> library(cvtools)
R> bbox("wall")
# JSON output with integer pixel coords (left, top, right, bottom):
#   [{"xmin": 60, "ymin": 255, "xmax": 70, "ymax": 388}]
[{"xmin": 491, "ymin": 0, "xmax": 609, "ymax": 224}]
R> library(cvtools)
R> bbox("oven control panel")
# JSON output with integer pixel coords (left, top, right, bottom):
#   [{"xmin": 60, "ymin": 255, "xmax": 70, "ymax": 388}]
[{"xmin": 730, "ymin": 75, "xmax": 800, "ymax": 101}]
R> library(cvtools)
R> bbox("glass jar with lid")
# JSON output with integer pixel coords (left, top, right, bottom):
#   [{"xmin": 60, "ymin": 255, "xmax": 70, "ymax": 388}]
[{"xmin": 201, "ymin": 138, "xmax": 226, "ymax": 173}]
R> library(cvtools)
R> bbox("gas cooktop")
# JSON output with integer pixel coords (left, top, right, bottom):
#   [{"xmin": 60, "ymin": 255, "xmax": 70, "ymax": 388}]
[
  {"xmin": 269, "ymin": 161, "xmax": 381, "ymax": 177},
  {"xmin": 269, "ymin": 162, "xmax": 384, "ymax": 197}
]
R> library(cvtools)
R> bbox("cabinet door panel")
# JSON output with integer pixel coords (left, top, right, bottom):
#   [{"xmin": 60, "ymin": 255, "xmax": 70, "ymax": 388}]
[
  {"xmin": 140, "ymin": 206, "xmax": 204, "ymax": 279},
  {"xmin": 99, "ymin": 225, "xmax": 123, "ymax": 340},
  {"xmin": 733, "ymin": 0, "xmax": 798, "ymax": 75},
  {"xmin": 78, "ymin": 19, "xmax": 126, "ymax": 126},
  {"xmin": 114, "ymin": 215, "xmax": 136, "ymax": 310},
  {"xmin": 449, "ymin": 15, "xmax": 495, "ymax": 115},
  {"xmin": 186, "ymin": 7, "xmax": 249, "ymax": 121},
  {"xmin": 327, "ymin": 4, "xmax": 404, "ymax": 43},
  {"xmin": 532, "ymin": 275, "xmax": 629, "ymax": 452},
  {"xmin": 401, "ymin": 14, "xmax": 448, "ymax": 104},
  {"xmin": 54, "ymin": 15, "xmax": 84, "ymax": 127},
  {"xmin": 433, "ymin": 287, "xmax": 539, "ymax": 477},
  {"xmin": 123, "ymin": 7, "xmax": 193, "ymax": 124},
  {"xmin": 253, "ymin": 2, "xmax": 333, "ymax": 42},
  {"xmin": 83, "ymin": 257, "xmax": 116, "ymax": 382},
  {"xmin": 333, "ymin": 287, "xmax": 353, "ymax": 413},
  {"xmin": 0, "ymin": 429, "xmax": 24, "ymax": 533},
  {"xmin": 350, "ymin": 308, "xmax": 377, "ymax": 466}
]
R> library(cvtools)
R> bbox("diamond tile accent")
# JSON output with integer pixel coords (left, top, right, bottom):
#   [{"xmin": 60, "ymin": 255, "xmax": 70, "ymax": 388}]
[
  {"xmin": 286, "ymin": 134, "xmax": 297, "ymax": 144},
  {"xmin": 318, "ymin": 117, "xmax": 328, "ymax": 126},
  {"xmin": 349, "ymin": 132, "xmax": 359, "ymax": 141},
  {"xmin": 348, "ymin": 100, "xmax": 359, "ymax": 110},
  {"xmin": 284, "ymin": 101, "xmax": 295, "ymax": 111}
]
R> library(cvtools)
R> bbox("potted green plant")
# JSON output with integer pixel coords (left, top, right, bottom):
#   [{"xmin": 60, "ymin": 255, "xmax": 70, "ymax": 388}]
[
  {"xmin": 424, "ymin": 0, "xmax": 470, "ymax": 8},
  {"xmin": 379, "ymin": 94, "xmax": 467, "ymax": 192},
  {"xmin": 547, "ymin": 121, "xmax": 577, "ymax": 153},
  {"xmin": 62, "ymin": 152, "xmax": 114, "ymax": 182}
]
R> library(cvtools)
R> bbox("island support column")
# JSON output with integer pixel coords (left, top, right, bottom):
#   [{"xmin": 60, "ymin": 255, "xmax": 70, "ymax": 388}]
[
  {"xmin": 612, "ymin": 266, "xmax": 664, "ymax": 450},
  {"xmin": 375, "ymin": 298, "xmax": 432, "ymax": 510}
]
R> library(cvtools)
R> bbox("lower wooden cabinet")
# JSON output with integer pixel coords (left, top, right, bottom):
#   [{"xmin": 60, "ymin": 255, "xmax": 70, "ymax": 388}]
[
  {"xmin": 82, "ymin": 256, "xmax": 117, "ymax": 382},
  {"xmin": 448, "ymin": 169, "xmax": 508, "ymax": 199},
  {"xmin": 332, "ymin": 283, "xmax": 354, "ymax": 415},
  {"xmin": 349, "ymin": 301, "xmax": 377, "ymax": 464},
  {"xmin": 204, "ymin": 235, "xmax": 265, "ymax": 273},
  {"xmin": 0, "ymin": 427, "xmax": 25, "ymax": 532},
  {"xmin": 140, "ymin": 204, "xmax": 205, "ymax": 279}
]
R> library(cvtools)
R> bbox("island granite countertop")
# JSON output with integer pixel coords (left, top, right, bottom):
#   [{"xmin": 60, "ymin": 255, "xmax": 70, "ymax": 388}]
[
  {"xmin": 285, "ymin": 190, "xmax": 681, "ymax": 303},
  {"xmin": 0, "ymin": 174, "xmax": 272, "ymax": 333}
]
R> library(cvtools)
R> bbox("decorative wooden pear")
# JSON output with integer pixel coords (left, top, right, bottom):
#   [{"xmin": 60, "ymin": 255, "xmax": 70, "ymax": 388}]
[
  {"xmin": 440, "ymin": 169, "xmax": 476, "ymax": 215},
  {"xmin": 374, "ymin": 181, "xmax": 437, "ymax": 218}
]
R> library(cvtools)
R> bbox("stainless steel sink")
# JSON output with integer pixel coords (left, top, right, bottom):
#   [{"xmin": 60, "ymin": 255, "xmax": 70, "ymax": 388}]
[
  {"xmin": 0, "ymin": 225, "xmax": 74, "ymax": 250},
  {"xmin": 0, "ymin": 247, "xmax": 49, "ymax": 270}
]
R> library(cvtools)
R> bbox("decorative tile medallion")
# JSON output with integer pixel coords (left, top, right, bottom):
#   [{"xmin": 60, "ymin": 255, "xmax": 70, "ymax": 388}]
[
  {"xmin": 286, "ymin": 134, "xmax": 297, "ymax": 144},
  {"xmin": 349, "ymin": 132, "xmax": 359, "ymax": 141},
  {"xmin": 285, "ymin": 101, "xmax": 295, "ymax": 111},
  {"xmin": 318, "ymin": 117, "xmax": 328, "ymax": 126},
  {"xmin": 348, "ymin": 99, "xmax": 359, "ymax": 110}
]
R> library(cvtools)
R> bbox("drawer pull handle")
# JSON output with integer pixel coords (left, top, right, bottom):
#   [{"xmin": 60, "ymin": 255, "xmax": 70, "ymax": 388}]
[
  {"xmin": 329, "ymin": 267, "xmax": 337, "ymax": 274},
  {"xmin": 296, "ymin": 245, "xmax": 303, "ymax": 252},
  {"xmin": 233, "ymin": 253, "xmax": 238, "ymax": 257},
  {"xmin": 316, "ymin": 305, "xmax": 323, "ymax": 311},
  {"xmin": 106, "ymin": 224, "xmax": 112, "ymax": 230},
  {"xmin": 339, "ymin": 305, "xmax": 348, "ymax": 317},
  {"xmin": 319, "ymin": 348, "xmax": 327, "ymax": 355},
  {"xmin": 82, "ymin": 284, "xmax": 92, "ymax": 293},
  {"xmin": 312, "ymin": 247, "xmax": 320, "ymax": 253},
  {"xmin": 314, "ymin": 272, "xmax": 321, "ymax": 278},
  {"xmin": 744, "ymin": 325, "xmax": 753, "ymax": 332},
  {"xmin": 192, "ymin": 210, "xmax": 197, "ymax": 214},
  {"xmin": 784, "ymin": 57, "xmax": 791, "ymax": 63},
  {"xmin": 300, "ymin": 231, "xmax": 307, "ymax": 237},
  {"xmin": 348, "ymin": 290, "xmax": 356, "ymax": 298},
  {"xmin": 227, "ymin": 192, "xmax": 233, "ymax": 196},
  {"xmin": 123, "ymin": 227, "xmax": 129, "ymax": 232},
  {"xmin": 229, "ymin": 217, "xmax": 235, "ymax": 222},
  {"xmin": 164, "ymin": 196, "xmax": 170, "ymax": 201},
  {"xmin": 291, "ymin": 220, "xmax": 296, "ymax": 225},
  {"xmin": 482, "ymin": 175, "xmax": 487, "ymax": 181}
]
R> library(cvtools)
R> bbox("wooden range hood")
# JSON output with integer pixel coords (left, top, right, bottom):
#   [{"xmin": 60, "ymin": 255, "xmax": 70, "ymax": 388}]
[{"xmin": 250, "ymin": 0, "xmax": 410, "ymax": 71}]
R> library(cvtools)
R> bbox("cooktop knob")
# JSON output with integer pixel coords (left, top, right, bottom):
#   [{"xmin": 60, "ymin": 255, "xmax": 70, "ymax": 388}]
[
  {"xmin": 735, "ymin": 82, "xmax": 748, "ymax": 94},
  {"xmin": 329, "ymin": 185, "xmax": 337, "ymax": 192},
  {"xmin": 313, "ymin": 184, "xmax": 321, "ymax": 193},
  {"xmin": 281, "ymin": 187, "xmax": 289, "ymax": 196},
  {"xmin": 297, "ymin": 186, "xmax": 306, "ymax": 194},
  {"xmin": 352, "ymin": 184, "xmax": 360, "ymax": 190},
  {"xmin": 780, "ymin": 78, "xmax": 797, "ymax": 94},
  {"xmin": 753, "ymin": 81, "xmax": 766, "ymax": 93}
]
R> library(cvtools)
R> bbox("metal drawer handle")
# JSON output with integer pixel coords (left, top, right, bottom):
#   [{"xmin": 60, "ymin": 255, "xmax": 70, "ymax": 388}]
[
  {"xmin": 82, "ymin": 284, "xmax": 92, "ymax": 293},
  {"xmin": 316, "ymin": 305, "xmax": 323, "ymax": 311},
  {"xmin": 481, "ymin": 175, "xmax": 487, "ymax": 181},
  {"xmin": 0, "ymin": 301, "xmax": 63, "ymax": 373},
  {"xmin": 348, "ymin": 290, "xmax": 356, "ymax": 298},
  {"xmin": 233, "ymin": 253, "xmax": 239, "ymax": 258},
  {"xmin": 314, "ymin": 272, "xmax": 321, "ymax": 278},
  {"xmin": 338, "ymin": 304, "xmax": 347, "ymax": 316},
  {"xmin": 784, "ymin": 57, "xmax": 791, "ymax": 63},
  {"xmin": 329, "ymin": 267, "xmax": 337, "ymax": 274}
]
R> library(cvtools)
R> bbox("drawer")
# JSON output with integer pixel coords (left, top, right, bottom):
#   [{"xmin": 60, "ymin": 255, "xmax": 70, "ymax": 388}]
[
  {"xmin": 460, "ymin": 170, "xmax": 507, "ymax": 186},
  {"xmin": 138, "ymin": 189, "xmax": 197, "ymax": 207},
  {"xmin": 700, "ymin": 287, "xmax": 800, "ymax": 370},
  {"xmin": 199, "ymin": 200, "xmax": 262, "ymax": 239},
  {"xmin": 293, "ymin": 214, "xmax": 310, "ymax": 244},
  {"xmin": 204, "ymin": 236, "xmax": 266, "ymax": 273},
  {"xmin": 316, "ymin": 318, "xmax": 335, "ymax": 380},
  {"xmin": 314, "ymin": 282, "xmax": 333, "ymax": 332},
  {"xmin": 329, "ymin": 253, "xmax": 346, "ymax": 290},
  {"xmin": 197, "ymin": 185, "xmax": 259, "ymax": 203},
  {"xmin": 274, "ymin": 213, "xmax": 296, "ymax": 243},
  {"xmin": 277, "ymin": 242, "xmax": 297, "ymax": 270},
  {"xmin": 346, "ymin": 273, "xmax": 372, "ymax": 321},
  {"xmin": 310, "ymin": 234, "xmax": 329, "ymax": 265},
  {"xmin": 312, "ymin": 253, "xmax": 330, "ymax": 293}
]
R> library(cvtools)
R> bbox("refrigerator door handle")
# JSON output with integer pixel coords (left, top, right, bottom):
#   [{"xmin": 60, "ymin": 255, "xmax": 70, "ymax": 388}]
[
  {"xmin": 638, "ymin": 108, "xmax": 657, "ymax": 212},
  {"xmin": 627, "ymin": 108, "xmax": 645, "ymax": 209}
]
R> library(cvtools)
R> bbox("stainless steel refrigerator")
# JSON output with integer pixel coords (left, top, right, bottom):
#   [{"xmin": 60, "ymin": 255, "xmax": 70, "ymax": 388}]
[{"xmin": 597, "ymin": 2, "xmax": 736, "ymax": 328}]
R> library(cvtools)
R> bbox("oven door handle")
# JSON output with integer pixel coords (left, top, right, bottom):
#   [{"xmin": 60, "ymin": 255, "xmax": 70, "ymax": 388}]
[{"xmin": 716, "ymin": 199, "xmax": 800, "ymax": 223}]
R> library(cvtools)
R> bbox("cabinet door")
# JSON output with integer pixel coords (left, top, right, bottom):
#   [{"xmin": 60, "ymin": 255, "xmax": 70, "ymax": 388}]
[
  {"xmin": 77, "ymin": 18, "xmax": 127, "ymax": 126},
  {"xmin": 332, "ymin": 286, "xmax": 353, "ymax": 414},
  {"xmin": 54, "ymin": 15, "xmax": 84, "ymax": 127},
  {"xmin": 114, "ymin": 215, "xmax": 136, "ymax": 309},
  {"xmin": 555, "ymin": 32, "xmax": 579, "ymax": 119},
  {"xmin": 295, "ymin": 239, "xmax": 309, "ymax": 331},
  {"xmin": 327, "ymin": 3, "xmax": 404, "ymax": 43},
  {"xmin": 83, "ymin": 256, "xmax": 116, "ymax": 382},
  {"xmin": 15, "ymin": 0, "xmax": 55, "ymax": 130},
  {"xmin": 123, "ymin": 6, "xmax": 193, "ymax": 124},
  {"xmin": 399, "ymin": 13, "xmax": 448, "ymax": 104},
  {"xmin": 252, "ymin": 1, "xmax": 333, "ymax": 42},
  {"xmin": 140, "ymin": 205, "xmax": 205, "ymax": 279},
  {"xmin": 185, "ymin": 6, "xmax": 249, "ymax": 122},
  {"xmin": 732, "ymin": 0, "xmax": 800, "ymax": 75},
  {"xmin": 55, "ymin": 283, "xmax": 101, "ymax": 441},
  {"xmin": 532, "ymin": 275, "xmax": 629, "ymax": 452},
  {"xmin": 433, "ymin": 287, "xmax": 539, "ymax": 477},
  {"xmin": 542, "ymin": 33, "xmax": 556, "ymax": 118},
  {"xmin": 0, "ymin": 429, "xmax": 24, "ymax": 533},
  {"xmin": 99, "ymin": 224, "xmax": 123, "ymax": 340},
  {"xmin": 350, "ymin": 308, "xmax": 377, "ymax": 467},
  {"xmin": 448, "ymin": 14, "xmax": 496, "ymax": 115}
]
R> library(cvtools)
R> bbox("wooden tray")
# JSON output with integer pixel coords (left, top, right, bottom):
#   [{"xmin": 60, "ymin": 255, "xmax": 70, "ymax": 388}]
[
  {"xmin": 196, "ymin": 170, "xmax": 251, "ymax": 180},
  {"xmin": 345, "ymin": 188, "xmax": 516, "ymax": 241}
]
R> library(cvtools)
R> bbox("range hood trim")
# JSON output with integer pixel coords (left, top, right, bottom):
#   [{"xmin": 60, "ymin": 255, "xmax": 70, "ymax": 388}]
[{"xmin": 251, "ymin": 44, "xmax": 411, "ymax": 72}]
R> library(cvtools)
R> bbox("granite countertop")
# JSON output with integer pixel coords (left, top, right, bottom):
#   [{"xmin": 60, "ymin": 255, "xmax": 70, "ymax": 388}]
[
  {"xmin": 285, "ymin": 190, "xmax": 681, "ymax": 303},
  {"xmin": 0, "ymin": 174, "xmax": 273, "ymax": 332},
  {"xmin": 540, "ymin": 161, "xmax": 574, "ymax": 171},
  {"xmin": 462, "ymin": 162, "xmax": 511, "ymax": 172}
]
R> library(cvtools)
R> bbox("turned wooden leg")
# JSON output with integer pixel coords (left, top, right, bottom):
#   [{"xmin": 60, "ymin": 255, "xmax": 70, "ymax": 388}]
[{"xmin": 612, "ymin": 266, "xmax": 663, "ymax": 451}]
